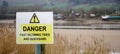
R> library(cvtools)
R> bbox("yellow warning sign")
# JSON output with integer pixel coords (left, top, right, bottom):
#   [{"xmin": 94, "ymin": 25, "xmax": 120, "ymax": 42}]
[
  {"xmin": 30, "ymin": 13, "xmax": 40, "ymax": 23},
  {"xmin": 17, "ymin": 24, "xmax": 53, "ymax": 44},
  {"xmin": 16, "ymin": 12, "xmax": 53, "ymax": 44}
]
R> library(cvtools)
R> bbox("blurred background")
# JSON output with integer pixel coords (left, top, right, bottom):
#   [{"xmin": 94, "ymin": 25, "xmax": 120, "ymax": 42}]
[
  {"xmin": 0, "ymin": 0, "xmax": 120, "ymax": 27},
  {"xmin": 0, "ymin": 0, "xmax": 120, "ymax": 54},
  {"xmin": 0, "ymin": 0, "xmax": 120, "ymax": 20}
]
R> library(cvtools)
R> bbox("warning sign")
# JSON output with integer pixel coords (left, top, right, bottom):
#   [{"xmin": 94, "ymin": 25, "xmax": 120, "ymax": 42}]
[
  {"xmin": 16, "ymin": 12, "xmax": 53, "ymax": 44},
  {"xmin": 30, "ymin": 13, "xmax": 40, "ymax": 23}
]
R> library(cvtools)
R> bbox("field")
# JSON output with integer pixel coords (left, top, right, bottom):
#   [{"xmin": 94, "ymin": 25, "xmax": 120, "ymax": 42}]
[
  {"xmin": 0, "ymin": 25, "xmax": 35, "ymax": 54},
  {"xmin": 0, "ymin": 25, "xmax": 120, "ymax": 54}
]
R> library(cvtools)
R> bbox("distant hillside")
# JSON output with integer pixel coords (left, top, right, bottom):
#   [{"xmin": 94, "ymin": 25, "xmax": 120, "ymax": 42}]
[
  {"xmin": 0, "ymin": 0, "xmax": 120, "ymax": 10},
  {"xmin": 68, "ymin": 0, "xmax": 119, "ymax": 5},
  {"xmin": 0, "ymin": 0, "xmax": 119, "ymax": 6}
]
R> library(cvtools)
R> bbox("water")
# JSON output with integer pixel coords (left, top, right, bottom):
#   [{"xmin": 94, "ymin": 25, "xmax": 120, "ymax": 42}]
[{"xmin": 54, "ymin": 20, "xmax": 120, "ymax": 30}]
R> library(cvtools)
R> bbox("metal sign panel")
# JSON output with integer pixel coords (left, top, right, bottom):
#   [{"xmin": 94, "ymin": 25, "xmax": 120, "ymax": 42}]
[{"xmin": 16, "ymin": 12, "xmax": 53, "ymax": 44}]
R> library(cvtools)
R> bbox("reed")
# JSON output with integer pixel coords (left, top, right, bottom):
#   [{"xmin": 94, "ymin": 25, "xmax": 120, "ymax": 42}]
[
  {"xmin": 0, "ymin": 25, "xmax": 111, "ymax": 54},
  {"xmin": 0, "ymin": 25, "xmax": 34, "ymax": 54},
  {"xmin": 45, "ymin": 33, "xmax": 111, "ymax": 54}
]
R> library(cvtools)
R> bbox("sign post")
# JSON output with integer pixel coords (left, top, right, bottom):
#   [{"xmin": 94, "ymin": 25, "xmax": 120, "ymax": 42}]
[
  {"xmin": 16, "ymin": 12, "xmax": 53, "ymax": 54},
  {"xmin": 35, "ymin": 44, "xmax": 41, "ymax": 54}
]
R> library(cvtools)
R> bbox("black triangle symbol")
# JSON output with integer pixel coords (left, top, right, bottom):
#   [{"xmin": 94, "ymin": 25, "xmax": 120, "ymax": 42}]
[{"xmin": 29, "ymin": 13, "xmax": 40, "ymax": 23}]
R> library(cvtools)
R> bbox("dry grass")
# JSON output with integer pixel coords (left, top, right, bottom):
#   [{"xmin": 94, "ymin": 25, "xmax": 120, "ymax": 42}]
[
  {"xmin": 0, "ymin": 25, "xmax": 112, "ymax": 54},
  {"xmin": 45, "ymin": 33, "xmax": 111, "ymax": 54},
  {"xmin": 0, "ymin": 25, "xmax": 35, "ymax": 54}
]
